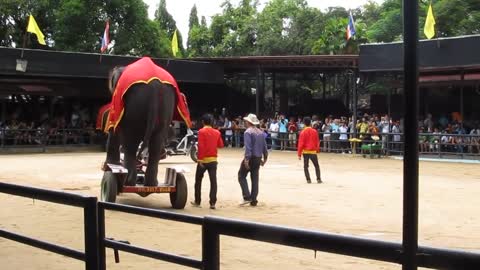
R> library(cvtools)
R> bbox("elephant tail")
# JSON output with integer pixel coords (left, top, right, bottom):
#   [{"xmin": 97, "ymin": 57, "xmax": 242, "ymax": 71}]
[{"xmin": 143, "ymin": 85, "xmax": 160, "ymax": 148}]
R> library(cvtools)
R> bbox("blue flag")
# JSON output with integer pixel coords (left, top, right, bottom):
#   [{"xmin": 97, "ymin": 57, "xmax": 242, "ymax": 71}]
[{"xmin": 346, "ymin": 12, "xmax": 356, "ymax": 40}]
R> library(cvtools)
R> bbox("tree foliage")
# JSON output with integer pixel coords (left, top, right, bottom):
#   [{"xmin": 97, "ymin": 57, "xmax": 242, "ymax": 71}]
[
  {"xmin": 154, "ymin": 0, "xmax": 185, "ymax": 57},
  {"xmin": 1, "ymin": 0, "xmax": 479, "ymax": 57}
]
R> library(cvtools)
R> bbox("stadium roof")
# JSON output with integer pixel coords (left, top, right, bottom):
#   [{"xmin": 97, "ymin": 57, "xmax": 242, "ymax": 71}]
[
  {"xmin": 359, "ymin": 34, "xmax": 480, "ymax": 73},
  {"xmin": 191, "ymin": 55, "xmax": 358, "ymax": 72}
]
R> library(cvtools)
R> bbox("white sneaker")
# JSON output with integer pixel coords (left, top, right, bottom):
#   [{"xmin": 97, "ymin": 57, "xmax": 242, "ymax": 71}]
[{"xmin": 239, "ymin": 200, "xmax": 251, "ymax": 206}]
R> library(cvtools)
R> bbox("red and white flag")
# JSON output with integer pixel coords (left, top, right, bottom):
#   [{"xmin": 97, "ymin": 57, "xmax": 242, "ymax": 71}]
[{"xmin": 101, "ymin": 21, "xmax": 110, "ymax": 53}]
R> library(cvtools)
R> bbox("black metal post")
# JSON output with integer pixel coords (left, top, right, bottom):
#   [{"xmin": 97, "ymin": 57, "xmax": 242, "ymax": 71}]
[
  {"xmin": 98, "ymin": 205, "xmax": 106, "ymax": 270},
  {"xmin": 1, "ymin": 98, "xmax": 5, "ymax": 125},
  {"xmin": 272, "ymin": 72, "xmax": 276, "ymax": 112},
  {"xmin": 202, "ymin": 217, "xmax": 220, "ymax": 270},
  {"xmin": 388, "ymin": 88, "xmax": 392, "ymax": 119},
  {"xmin": 460, "ymin": 73, "xmax": 464, "ymax": 130},
  {"xmin": 84, "ymin": 196, "xmax": 99, "ymax": 270},
  {"xmin": 261, "ymin": 68, "xmax": 265, "ymax": 113},
  {"xmin": 322, "ymin": 74, "xmax": 327, "ymax": 100},
  {"xmin": 255, "ymin": 66, "xmax": 261, "ymax": 116},
  {"xmin": 402, "ymin": 0, "xmax": 419, "ymax": 269},
  {"xmin": 352, "ymin": 71, "xmax": 358, "ymax": 138},
  {"xmin": 460, "ymin": 75, "xmax": 465, "ymax": 159},
  {"xmin": 345, "ymin": 73, "xmax": 350, "ymax": 112}
]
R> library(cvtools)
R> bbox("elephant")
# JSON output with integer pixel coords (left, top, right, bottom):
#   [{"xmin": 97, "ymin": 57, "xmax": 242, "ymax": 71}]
[{"xmin": 101, "ymin": 57, "xmax": 191, "ymax": 187}]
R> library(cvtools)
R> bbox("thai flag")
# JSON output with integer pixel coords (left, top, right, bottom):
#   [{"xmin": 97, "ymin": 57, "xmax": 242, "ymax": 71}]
[
  {"xmin": 346, "ymin": 12, "xmax": 356, "ymax": 41},
  {"xmin": 101, "ymin": 21, "xmax": 110, "ymax": 53}
]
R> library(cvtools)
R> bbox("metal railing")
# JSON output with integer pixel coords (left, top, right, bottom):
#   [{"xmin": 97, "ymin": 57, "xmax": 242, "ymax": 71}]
[
  {"xmin": 0, "ymin": 128, "xmax": 106, "ymax": 151},
  {"xmin": 202, "ymin": 216, "xmax": 480, "ymax": 270},
  {"xmin": 0, "ymin": 182, "xmax": 99, "ymax": 270},
  {"xmin": 97, "ymin": 202, "xmax": 203, "ymax": 270},
  {"xmin": 225, "ymin": 129, "xmax": 480, "ymax": 159},
  {"xmin": 2, "ymin": 182, "xmax": 480, "ymax": 269}
]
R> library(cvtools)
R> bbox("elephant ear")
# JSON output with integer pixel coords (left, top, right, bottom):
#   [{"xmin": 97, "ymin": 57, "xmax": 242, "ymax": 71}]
[{"xmin": 108, "ymin": 66, "xmax": 125, "ymax": 94}]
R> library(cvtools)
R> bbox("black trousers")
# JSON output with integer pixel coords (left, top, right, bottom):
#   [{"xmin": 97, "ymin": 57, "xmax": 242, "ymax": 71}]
[
  {"xmin": 194, "ymin": 162, "xmax": 218, "ymax": 205},
  {"xmin": 303, "ymin": 154, "xmax": 321, "ymax": 181},
  {"xmin": 238, "ymin": 157, "xmax": 262, "ymax": 203}
]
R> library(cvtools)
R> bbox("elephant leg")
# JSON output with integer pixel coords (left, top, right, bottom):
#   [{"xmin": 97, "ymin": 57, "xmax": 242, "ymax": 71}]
[
  {"xmin": 105, "ymin": 130, "xmax": 120, "ymax": 164},
  {"xmin": 144, "ymin": 131, "xmax": 165, "ymax": 186},
  {"xmin": 123, "ymin": 141, "xmax": 140, "ymax": 186}
]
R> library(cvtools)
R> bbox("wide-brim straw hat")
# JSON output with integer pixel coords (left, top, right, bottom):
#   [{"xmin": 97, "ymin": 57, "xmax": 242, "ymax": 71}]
[{"xmin": 243, "ymin": 113, "xmax": 260, "ymax": 125}]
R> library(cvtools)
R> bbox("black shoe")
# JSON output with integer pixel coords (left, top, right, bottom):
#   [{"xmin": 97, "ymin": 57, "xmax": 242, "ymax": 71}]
[
  {"xmin": 210, "ymin": 203, "xmax": 216, "ymax": 210},
  {"xmin": 317, "ymin": 179, "xmax": 323, "ymax": 183},
  {"xmin": 307, "ymin": 179, "xmax": 312, "ymax": 184},
  {"xmin": 250, "ymin": 201, "xmax": 258, "ymax": 207}
]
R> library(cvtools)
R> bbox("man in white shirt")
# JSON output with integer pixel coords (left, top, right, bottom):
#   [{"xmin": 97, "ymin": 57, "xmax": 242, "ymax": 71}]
[
  {"xmin": 379, "ymin": 115, "xmax": 391, "ymax": 152},
  {"xmin": 268, "ymin": 118, "xmax": 279, "ymax": 150},
  {"xmin": 338, "ymin": 122, "xmax": 349, "ymax": 153}
]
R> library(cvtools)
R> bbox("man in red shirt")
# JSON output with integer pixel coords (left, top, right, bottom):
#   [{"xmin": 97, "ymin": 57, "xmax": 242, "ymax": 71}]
[
  {"xmin": 191, "ymin": 114, "xmax": 224, "ymax": 209},
  {"xmin": 297, "ymin": 117, "xmax": 322, "ymax": 184}
]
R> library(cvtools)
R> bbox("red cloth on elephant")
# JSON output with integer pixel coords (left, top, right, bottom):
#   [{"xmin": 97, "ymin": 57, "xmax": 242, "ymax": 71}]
[
  {"xmin": 105, "ymin": 57, "xmax": 192, "ymax": 132},
  {"xmin": 96, "ymin": 103, "xmax": 111, "ymax": 131}
]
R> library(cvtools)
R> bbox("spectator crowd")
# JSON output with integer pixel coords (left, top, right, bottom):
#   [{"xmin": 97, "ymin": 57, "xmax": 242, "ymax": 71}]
[
  {"xmin": 189, "ymin": 111, "xmax": 480, "ymax": 156},
  {"xmin": 0, "ymin": 110, "xmax": 99, "ymax": 146}
]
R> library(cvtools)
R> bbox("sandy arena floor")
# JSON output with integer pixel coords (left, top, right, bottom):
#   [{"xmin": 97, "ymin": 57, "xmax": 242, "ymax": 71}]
[{"xmin": 0, "ymin": 149, "xmax": 479, "ymax": 270}]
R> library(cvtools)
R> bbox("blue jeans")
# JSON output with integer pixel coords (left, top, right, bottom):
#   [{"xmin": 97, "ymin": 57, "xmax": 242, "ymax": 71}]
[
  {"xmin": 238, "ymin": 157, "xmax": 261, "ymax": 203},
  {"xmin": 234, "ymin": 132, "xmax": 241, "ymax": 147},
  {"xmin": 224, "ymin": 135, "xmax": 232, "ymax": 146}
]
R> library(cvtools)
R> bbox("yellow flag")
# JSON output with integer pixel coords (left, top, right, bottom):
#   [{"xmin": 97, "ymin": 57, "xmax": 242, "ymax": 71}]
[
  {"xmin": 424, "ymin": 4, "xmax": 436, "ymax": 39},
  {"xmin": 27, "ymin": 15, "xmax": 46, "ymax": 45},
  {"xmin": 171, "ymin": 29, "xmax": 179, "ymax": 57}
]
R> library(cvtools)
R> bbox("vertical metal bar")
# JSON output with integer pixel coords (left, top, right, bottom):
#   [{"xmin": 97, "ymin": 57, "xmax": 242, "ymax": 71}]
[
  {"xmin": 261, "ymin": 69, "xmax": 265, "ymax": 113},
  {"xmin": 322, "ymin": 75, "xmax": 327, "ymax": 100},
  {"xmin": 352, "ymin": 71, "xmax": 358, "ymax": 138},
  {"xmin": 1, "ymin": 98, "xmax": 5, "ymax": 125},
  {"xmin": 345, "ymin": 73, "xmax": 350, "ymax": 111},
  {"xmin": 272, "ymin": 72, "xmax": 276, "ymax": 112},
  {"xmin": 402, "ymin": 0, "xmax": 419, "ymax": 269},
  {"xmin": 98, "ymin": 204, "xmax": 106, "ymax": 270},
  {"xmin": 84, "ymin": 197, "xmax": 99, "ymax": 270},
  {"xmin": 202, "ymin": 218, "xmax": 220, "ymax": 270},
  {"xmin": 388, "ymin": 88, "xmax": 392, "ymax": 120},
  {"xmin": 460, "ymin": 78, "xmax": 465, "ymax": 159},
  {"xmin": 460, "ymin": 73, "xmax": 464, "ymax": 130},
  {"xmin": 255, "ymin": 66, "xmax": 261, "ymax": 116}
]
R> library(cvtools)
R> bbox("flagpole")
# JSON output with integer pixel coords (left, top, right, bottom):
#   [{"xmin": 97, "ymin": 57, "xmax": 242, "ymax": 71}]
[
  {"xmin": 21, "ymin": 16, "xmax": 30, "ymax": 59},
  {"xmin": 21, "ymin": 32, "xmax": 27, "ymax": 59}
]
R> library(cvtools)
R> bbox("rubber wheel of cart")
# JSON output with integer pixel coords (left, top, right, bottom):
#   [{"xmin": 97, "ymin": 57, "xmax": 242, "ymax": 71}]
[
  {"xmin": 190, "ymin": 144, "xmax": 198, "ymax": 163},
  {"xmin": 101, "ymin": 171, "xmax": 117, "ymax": 203},
  {"xmin": 170, "ymin": 173, "xmax": 188, "ymax": 209}
]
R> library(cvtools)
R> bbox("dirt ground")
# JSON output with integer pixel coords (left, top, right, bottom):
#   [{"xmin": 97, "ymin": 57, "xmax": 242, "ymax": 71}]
[{"xmin": 0, "ymin": 149, "xmax": 479, "ymax": 270}]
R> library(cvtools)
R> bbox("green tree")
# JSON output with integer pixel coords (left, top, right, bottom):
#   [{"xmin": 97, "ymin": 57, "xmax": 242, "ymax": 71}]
[
  {"xmin": 53, "ymin": 0, "xmax": 103, "ymax": 52},
  {"xmin": 365, "ymin": 0, "xmax": 402, "ymax": 42},
  {"xmin": 187, "ymin": 22, "xmax": 212, "ymax": 57},
  {"xmin": 154, "ymin": 0, "xmax": 185, "ymax": 57},
  {"xmin": 255, "ymin": 0, "xmax": 308, "ymax": 55},
  {"xmin": 106, "ymin": 0, "xmax": 170, "ymax": 57},
  {"xmin": 187, "ymin": 4, "xmax": 201, "ymax": 55},
  {"xmin": 188, "ymin": 4, "xmax": 199, "ymax": 30},
  {"xmin": 432, "ymin": 0, "xmax": 480, "ymax": 37},
  {"xmin": 209, "ymin": 0, "xmax": 258, "ymax": 56},
  {"xmin": 0, "ymin": 0, "xmax": 56, "ymax": 48}
]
